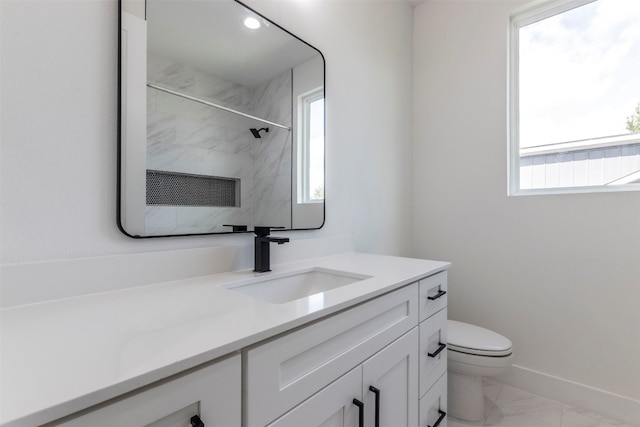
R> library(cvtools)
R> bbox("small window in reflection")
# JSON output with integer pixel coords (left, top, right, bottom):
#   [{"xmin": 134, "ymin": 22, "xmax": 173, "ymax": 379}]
[{"xmin": 299, "ymin": 89, "xmax": 325, "ymax": 203}]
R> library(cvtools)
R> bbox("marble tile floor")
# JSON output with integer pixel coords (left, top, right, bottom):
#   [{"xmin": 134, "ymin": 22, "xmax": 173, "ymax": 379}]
[{"xmin": 448, "ymin": 379, "xmax": 639, "ymax": 427}]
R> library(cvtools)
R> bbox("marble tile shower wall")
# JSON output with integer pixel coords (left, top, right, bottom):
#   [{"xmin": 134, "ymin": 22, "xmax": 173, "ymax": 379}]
[
  {"xmin": 250, "ymin": 72, "xmax": 292, "ymax": 228},
  {"xmin": 145, "ymin": 53, "xmax": 292, "ymax": 234}
]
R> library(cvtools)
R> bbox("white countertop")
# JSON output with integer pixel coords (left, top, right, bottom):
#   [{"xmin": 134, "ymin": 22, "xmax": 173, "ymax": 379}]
[{"xmin": 0, "ymin": 252, "xmax": 449, "ymax": 426}]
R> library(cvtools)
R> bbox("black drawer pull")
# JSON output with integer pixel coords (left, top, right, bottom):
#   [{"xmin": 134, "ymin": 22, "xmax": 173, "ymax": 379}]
[
  {"xmin": 428, "ymin": 409, "xmax": 447, "ymax": 427},
  {"xmin": 428, "ymin": 343, "xmax": 447, "ymax": 358},
  {"xmin": 427, "ymin": 290, "xmax": 447, "ymax": 300},
  {"xmin": 369, "ymin": 386, "xmax": 380, "ymax": 427},
  {"xmin": 353, "ymin": 399, "xmax": 364, "ymax": 427},
  {"xmin": 190, "ymin": 415, "xmax": 205, "ymax": 427}
]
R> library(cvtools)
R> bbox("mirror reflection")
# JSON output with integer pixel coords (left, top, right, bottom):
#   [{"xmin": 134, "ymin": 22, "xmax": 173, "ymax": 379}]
[{"xmin": 118, "ymin": 0, "xmax": 325, "ymax": 237}]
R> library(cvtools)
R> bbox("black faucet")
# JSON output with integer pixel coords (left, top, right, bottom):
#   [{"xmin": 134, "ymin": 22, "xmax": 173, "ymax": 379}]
[{"xmin": 253, "ymin": 226, "xmax": 289, "ymax": 272}]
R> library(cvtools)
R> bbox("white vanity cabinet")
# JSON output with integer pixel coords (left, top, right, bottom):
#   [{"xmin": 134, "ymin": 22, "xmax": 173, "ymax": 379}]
[
  {"xmin": 245, "ymin": 282, "xmax": 427, "ymax": 427},
  {"xmin": 53, "ymin": 354, "xmax": 241, "ymax": 427},
  {"xmin": 0, "ymin": 254, "xmax": 451, "ymax": 427},
  {"xmin": 245, "ymin": 284, "xmax": 420, "ymax": 427},
  {"xmin": 265, "ymin": 328, "xmax": 419, "ymax": 427},
  {"xmin": 418, "ymin": 271, "xmax": 449, "ymax": 427},
  {"xmin": 45, "ymin": 272, "xmax": 448, "ymax": 427}
]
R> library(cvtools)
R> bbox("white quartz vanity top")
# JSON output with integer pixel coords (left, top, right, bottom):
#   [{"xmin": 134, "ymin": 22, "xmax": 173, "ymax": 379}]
[{"xmin": 0, "ymin": 252, "xmax": 449, "ymax": 426}]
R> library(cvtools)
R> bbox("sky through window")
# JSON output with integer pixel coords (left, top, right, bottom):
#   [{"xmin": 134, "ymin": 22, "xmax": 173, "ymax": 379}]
[{"xmin": 519, "ymin": 0, "xmax": 640, "ymax": 148}]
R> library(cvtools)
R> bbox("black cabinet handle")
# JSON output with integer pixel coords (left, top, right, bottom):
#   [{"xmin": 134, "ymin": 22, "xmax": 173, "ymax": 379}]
[
  {"xmin": 428, "ymin": 409, "xmax": 447, "ymax": 427},
  {"xmin": 190, "ymin": 415, "xmax": 204, "ymax": 427},
  {"xmin": 427, "ymin": 343, "xmax": 447, "ymax": 358},
  {"xmin": 427, "ymin": 290, "xmax": 447, "ymax": 300},
  {"xmin": 369, "ymin": 386, "xmax": 380, "ymax": 427},
  {"xmin": 353, "ymin": 399, "xmax": 364, "ymax": 427}
]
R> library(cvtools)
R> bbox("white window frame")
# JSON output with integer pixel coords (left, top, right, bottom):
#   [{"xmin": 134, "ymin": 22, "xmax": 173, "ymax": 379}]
[
  {"xmin": 298, "ymin": 88, "xmax": 325, "ymax": 204},
  {"xmin": 508, "ymin": 0, "xmax": 640, "ymax": 195}
]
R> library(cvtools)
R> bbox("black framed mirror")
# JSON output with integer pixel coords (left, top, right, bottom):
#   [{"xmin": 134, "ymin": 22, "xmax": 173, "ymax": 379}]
[{"xmin": 118, "ymin": 0, "xmax": 325, "ymax": 237}]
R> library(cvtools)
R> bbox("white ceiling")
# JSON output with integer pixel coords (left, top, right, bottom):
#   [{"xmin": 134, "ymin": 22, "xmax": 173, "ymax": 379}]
[{"xmin": 147, "ymin": 0, "xmax": 321, "ymax": 87}]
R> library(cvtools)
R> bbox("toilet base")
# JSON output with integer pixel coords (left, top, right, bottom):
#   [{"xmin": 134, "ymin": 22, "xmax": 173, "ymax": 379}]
[{"xmin": 448, "ymin": 371, "xmax": 485, "ymax": 421}]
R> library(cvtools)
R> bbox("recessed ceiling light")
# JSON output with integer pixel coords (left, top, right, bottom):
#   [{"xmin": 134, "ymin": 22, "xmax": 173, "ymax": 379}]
[{"xmin": 244, "ymin": 17, "xmax": 260, "ymax": 30}]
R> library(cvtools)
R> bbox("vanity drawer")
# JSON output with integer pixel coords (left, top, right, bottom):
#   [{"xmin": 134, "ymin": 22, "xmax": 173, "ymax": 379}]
[
  {"xmin": 419, "ymin": 271, "xmax": 448, "ymax": 322},
  {"xmin": 55, "ymin": 353, "xmax": 240, "ymax": 427},
  {"xmin": 420, "ymin": 308, "xmax": 448, "ymax": 398},
  {"xmin": 419, "ymin": 372, "xmax": 448, "ymax": 427},
  {"xmin": 245, "ymin": 283, "xmax": 419, "ymax": 427}
]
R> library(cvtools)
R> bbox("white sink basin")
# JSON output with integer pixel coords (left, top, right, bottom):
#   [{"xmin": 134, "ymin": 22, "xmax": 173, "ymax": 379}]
[{"xmin": 221, "ymin": 268, "xmax": 372, "ymax": 304}]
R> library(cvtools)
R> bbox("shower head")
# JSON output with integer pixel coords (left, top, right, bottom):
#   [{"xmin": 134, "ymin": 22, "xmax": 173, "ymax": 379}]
[{"xmin": 250, "ymin": 127, "xmax": 269, "ymax": 138}]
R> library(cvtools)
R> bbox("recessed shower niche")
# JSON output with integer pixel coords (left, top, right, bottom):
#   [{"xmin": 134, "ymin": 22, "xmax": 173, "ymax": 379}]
[{"xmin": 118, "ymin": 0, "xmax": 325, "ymax": 237}]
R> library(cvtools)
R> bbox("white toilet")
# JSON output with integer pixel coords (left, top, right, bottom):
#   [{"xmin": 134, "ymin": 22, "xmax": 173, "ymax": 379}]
[{"xmin": 447, "ymin": 320, "xmax": 513, "ymax": 421}]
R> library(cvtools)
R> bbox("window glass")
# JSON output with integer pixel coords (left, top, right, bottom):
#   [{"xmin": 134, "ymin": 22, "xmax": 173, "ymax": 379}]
[
  {"xmin": 511, "ymin": 0, "xmax": 640, "ymax": 193},
  {"xmin": 299, "ymin": 90, "xmax": 324, "ymax": 202},
  {"xmin": 308, "ymin": 97, "xmax": 325, "ymax": 200}
]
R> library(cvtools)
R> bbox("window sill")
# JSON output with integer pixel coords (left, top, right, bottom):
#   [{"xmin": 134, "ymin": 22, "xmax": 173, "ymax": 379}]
[{"xmin": 509, "ymin": 184, "xmax": 640, "ymax": 196}]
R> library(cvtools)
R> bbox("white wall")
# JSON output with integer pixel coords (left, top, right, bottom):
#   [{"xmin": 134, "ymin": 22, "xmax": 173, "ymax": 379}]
[
  {"xmin": 0, "ymin": 0, "xmax": 414, "ymax": 265},
  {"xmin": 413, "ymin": 0, "xmax": 640, "ymax": 411}
]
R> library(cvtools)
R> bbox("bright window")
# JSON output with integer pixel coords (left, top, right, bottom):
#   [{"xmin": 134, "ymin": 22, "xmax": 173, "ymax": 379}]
[
  {"xmin": 509, "ymin": 0, "xmax": 640, "ymax": 194},
  {"xmin": 298, "ymin": 89, "xmax": 325, "ymax": 203}
]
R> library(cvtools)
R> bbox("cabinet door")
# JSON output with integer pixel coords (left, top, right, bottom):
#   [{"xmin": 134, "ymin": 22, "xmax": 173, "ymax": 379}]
[
  {"xmin": 55, "ymin": 354, "xmax": 241, "ymax": 427},
  {"xmin": 267, "ymin": 368, "xmax": 362, "ymax": 427},
  {"xmin": 362, "ymin": 328, "xmax": 419, "ymax": 427}
]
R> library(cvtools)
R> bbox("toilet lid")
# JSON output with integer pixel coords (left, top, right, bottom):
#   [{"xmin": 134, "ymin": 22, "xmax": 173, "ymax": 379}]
[{"xmin": 447, "ymin": 320, "xmax": 513, "ymax": 356}]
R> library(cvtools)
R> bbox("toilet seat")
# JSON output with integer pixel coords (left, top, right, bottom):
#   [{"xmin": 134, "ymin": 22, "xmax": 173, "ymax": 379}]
[{"xmin": 448, "ymin": 320, "xmax": 512, "ymax": 357}]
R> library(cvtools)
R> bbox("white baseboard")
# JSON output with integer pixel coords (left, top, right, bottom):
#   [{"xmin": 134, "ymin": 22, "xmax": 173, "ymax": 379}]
[{"xmin": 496, "ymin": 364, "xmax": 640, "ymax": 425}]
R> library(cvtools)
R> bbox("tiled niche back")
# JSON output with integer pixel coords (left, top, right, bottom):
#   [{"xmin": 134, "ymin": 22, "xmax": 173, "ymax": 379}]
[{"xmin": 146, "ymin": 170, "xmax": 239, "ymax": 207}]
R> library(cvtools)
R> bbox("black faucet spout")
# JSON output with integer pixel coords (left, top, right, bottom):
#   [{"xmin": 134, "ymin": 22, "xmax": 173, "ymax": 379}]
[
  {"xmin": 253, "ymin": 227, "xmax": 289, "ymax": 272},
  {"xmin": 268, "ymin": 237, "xmax": 290, "ymax": 245}
]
